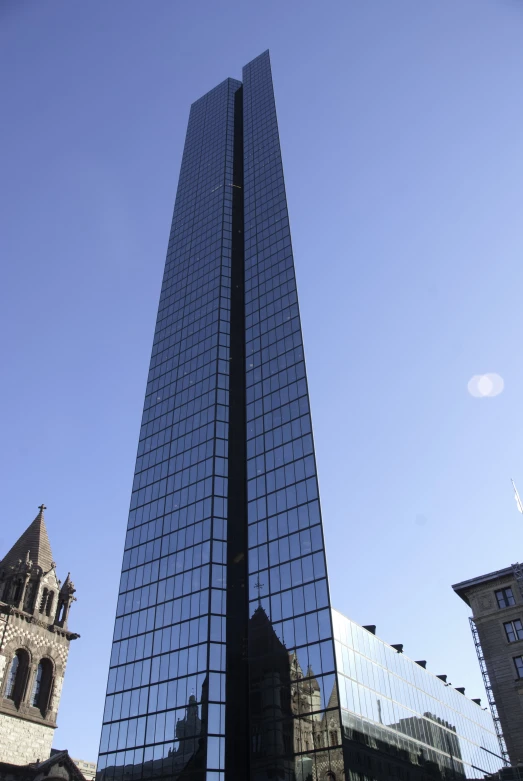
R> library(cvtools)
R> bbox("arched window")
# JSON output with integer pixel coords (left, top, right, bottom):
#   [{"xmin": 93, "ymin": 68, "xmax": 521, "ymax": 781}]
[
  {"xmin": 5, "ymin": 655, "xmax": 20, "ymax": 699},
  {"xmin": 10, "ymin": 579, "xmax": 23, "ymax": 606},
  {"xmin": 30, "ymin": 658, "xmax": 53, "ymax": 714},
  {"xmin": 23, "ymin": 581, "xmax": 37, "ymax": 613},
  {"xmin": 46, "ymin": 591, "xmax": 54, "ymax": 617},
  {"xmin": 31, "ymin": 663, "xmax": 43, "ymax": 705},
  {"xmin": 4, "ymin": 649, "xmax": 29, "ymax": 706}
]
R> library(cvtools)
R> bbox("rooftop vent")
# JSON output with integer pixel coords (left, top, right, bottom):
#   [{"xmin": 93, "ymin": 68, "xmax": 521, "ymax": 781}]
[
  {"xmin": 472, "ymin": 698, "xmax": 482, "ymax": 706},
  {"xmin": 391, "ymin": 644, "xmax": 403, "ymax": 653},
  {"xmin": 456, "ymin": 687, "xmax": 466, "ymax": 695},
  {"xmin": 363, "ymin": 625, "xmax": 376, "ymax": 635},
  {"xmin": 436, "ymin": 675, "xmax": 447, "ymax": 683},
  {"xmin": 415, "ymin": 660, "xmax": 427, "ymax": 668}
]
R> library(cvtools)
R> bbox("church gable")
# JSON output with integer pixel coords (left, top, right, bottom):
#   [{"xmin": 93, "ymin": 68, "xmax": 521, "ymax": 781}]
[{"xmin": 0, "ymin": 750, "xmax": 87, "ymax": 781}]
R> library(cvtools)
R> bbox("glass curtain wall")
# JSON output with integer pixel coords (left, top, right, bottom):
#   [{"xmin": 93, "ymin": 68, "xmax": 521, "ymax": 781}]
[
  {"xmin": 97, "ymin": 51, "xmax": 346, "ymax": 781},
  {"xmin": 243, "ymin": 51, "xmax": 344, "ymax": 781},
  {"xmin": 333, "ymin": 610, "xmax": 505, "ymax": 780},
  {"xmin": 97, "ymin": 77, "xmax": 241, "ymax": 781}
]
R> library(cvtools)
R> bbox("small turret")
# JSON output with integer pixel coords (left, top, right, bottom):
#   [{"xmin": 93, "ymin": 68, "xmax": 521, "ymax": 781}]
[{"xmin": 55, "ymin": 572, "xmax": 77, "ymax": 628}]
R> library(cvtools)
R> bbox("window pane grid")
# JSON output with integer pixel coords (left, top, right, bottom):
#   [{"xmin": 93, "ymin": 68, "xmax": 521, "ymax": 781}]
[
  {"xmin": 98, "ymin": 77, "xmax": 241, "ymax": 776},
  {"xmin": 496, "ymin": 587, "xmax": 516, "ymax": 608}
]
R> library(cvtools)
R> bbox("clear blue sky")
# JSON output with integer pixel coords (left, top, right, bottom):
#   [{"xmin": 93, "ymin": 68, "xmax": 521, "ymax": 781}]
[{"xmin": 1, "ymin": 0, "xmax": 523, "ymax": 760}]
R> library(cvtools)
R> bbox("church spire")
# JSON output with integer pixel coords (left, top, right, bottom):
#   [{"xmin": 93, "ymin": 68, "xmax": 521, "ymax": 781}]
[
  {"xmin": 0, "ymin": 503, "xmax": 79, "ymax": 765},
  {"xmin": 0, "ymin": 504, "xmax": 55, "ymax": 574}
]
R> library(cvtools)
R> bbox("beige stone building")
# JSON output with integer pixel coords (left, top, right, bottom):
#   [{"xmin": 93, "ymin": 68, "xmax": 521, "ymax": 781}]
[
  {"xmin": 69, "ymin": 760, "xmax": 96, "ymax": 781},
  {"xmin": 453, "ymin": 564, "xmax": 523, "ymax": 765},
  {"xmin": 0, "ymin": 505, "xmax": 79, "ymax": 766}
]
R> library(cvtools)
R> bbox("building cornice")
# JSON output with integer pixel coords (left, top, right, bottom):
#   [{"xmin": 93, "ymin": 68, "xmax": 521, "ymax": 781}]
[
  {"xmin": 0, "ymin": 601, "xmax": 80, "ymax": 642},
  {"xmin": 452, "ymin": 568, "xmax": 516, "ymax": 605},
  {"xmin": 0, "ymin": 698, "xmax": 57, "ymax": 728}
]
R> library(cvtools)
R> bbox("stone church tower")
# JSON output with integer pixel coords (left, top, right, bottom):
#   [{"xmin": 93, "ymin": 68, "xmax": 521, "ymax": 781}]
[{"xmin": 0, "ymin": 505, "xmax": 79, "ymax": 765}]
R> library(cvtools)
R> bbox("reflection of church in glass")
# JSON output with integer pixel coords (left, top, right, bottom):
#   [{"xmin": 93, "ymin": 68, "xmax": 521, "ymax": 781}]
[
  {"xmin": 249, "ymin": 606, "xmax": 344, "ymax": 781},
  {"xmin": 163, "ymin": 693, "xmax": 205, "ymax": 778},
  {"xmin": 100, "ymin": 686, "xmax": 207, "ymax": 781},
  {"xmin": 289, "ymin": 653, "xmax": 340, "ymax": 756}
]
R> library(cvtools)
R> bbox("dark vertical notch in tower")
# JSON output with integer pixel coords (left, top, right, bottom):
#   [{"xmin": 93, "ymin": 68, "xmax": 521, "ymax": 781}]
[{"xmin": 225, "ymin": 85, "xmax": 249, "ymax": 780}]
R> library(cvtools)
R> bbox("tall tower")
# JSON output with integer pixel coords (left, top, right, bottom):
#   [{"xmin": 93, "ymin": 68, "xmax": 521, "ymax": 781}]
[
  {"xmin": 0, "ymin": 505, "xmax": 79, "ymax": 765},
  {"xmin": 97, "ymin": 51, "xmax": 345, "ymax": 781}
]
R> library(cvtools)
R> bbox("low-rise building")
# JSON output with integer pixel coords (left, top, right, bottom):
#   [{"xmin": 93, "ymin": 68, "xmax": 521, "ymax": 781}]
[
  {"xmin": 333, "ymin": 609, "xmax": 505, "ymax": 780},
  {"xmin": 50, "ymin": 754, "xmax": 96, "ymax": 781},
  {"xmin": 70, "ymin": 759, "xmax": 96, "ymax": 781},
  {"xmin": 0, "ymin": 750, "xmax": 86, "ymax": 781}
]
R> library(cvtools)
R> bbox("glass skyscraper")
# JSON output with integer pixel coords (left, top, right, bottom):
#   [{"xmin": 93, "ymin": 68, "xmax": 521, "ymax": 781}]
[
  {"xmin": 97, "ymin": 51, "xmax": 344, "ymax": 781},
  {"xmin": 96, "ymin": 51, "xmax": 505, "ymax": 781}
]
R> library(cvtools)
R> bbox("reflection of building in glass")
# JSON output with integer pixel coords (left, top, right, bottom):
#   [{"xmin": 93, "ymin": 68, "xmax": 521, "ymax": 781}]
[
  {"xmin": 249, "ymin": 605, "xmax": 294, "ymax": 778},
  {"xmin": 98, "ymin": 682, "xmax": 207, "ymax": 781},
  {"xmin": 96, "ymin": 51, "xmax": 345, "ymax": 781},
  {"xmin": 488, "ymin": 766, "xmax": 523, "ymax": 781},
  {"xmin": 387, "ymin": 713, "xmax": 462, "ymax": 759},
  {"xmin": 333, "ymin": 610, "xmax": 505, "ymax": 781},
  {"xmin": 386, "ymin": 713, "xmax": 465, "ymax": 779},
  {"xmin": 248, "ymin": 604, "xmax": 344, "ymax": 780}
]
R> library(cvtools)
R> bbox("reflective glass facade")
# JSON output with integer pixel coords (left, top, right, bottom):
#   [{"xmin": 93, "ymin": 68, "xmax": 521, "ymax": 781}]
[
  {"xmin": 243, "ymin": 53, "xmax": 342, "ymax": 781},
  {"xmin": 333, "ymin": 610, "xmax": 505, "ymax": 781},
  {"xmin": 97, "ymin": 52, "xmax": 344, "ymax": 781}
]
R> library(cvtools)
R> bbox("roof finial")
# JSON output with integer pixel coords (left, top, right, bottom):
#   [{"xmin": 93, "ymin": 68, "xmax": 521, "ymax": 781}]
[
  {"xmin": 38, "ymin": 504, "xmax": 46, "ymax": 514},
  {"xmin": 254, "ymin": 578, "xmax": 264, "ymax": 607}
]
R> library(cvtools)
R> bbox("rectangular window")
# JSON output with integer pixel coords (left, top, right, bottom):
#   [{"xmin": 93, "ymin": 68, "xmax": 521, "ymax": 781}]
[
  {"xmin": 514, "ymin": 656, "xmax": 523, "ymax": 678},
  {"xmin": 504, "ymin": 619, "xmax": 523, "ymax": 642},
  {"xmin": 496, "ymin": 587, "xmax": 515, "ymax": 608}
]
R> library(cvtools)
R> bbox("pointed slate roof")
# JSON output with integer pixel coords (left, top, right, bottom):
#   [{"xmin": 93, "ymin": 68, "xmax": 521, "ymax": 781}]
[
  {"xmin": 305, "ymin": 665, "xmax": 321, "ymax": 690},
  {"xmin": 60, "ymin": 572, "xmax": 76, "ymax": 594},
  {"xmin": 0, "ymin": 504, "xmax": 55, "ymax": 573}
]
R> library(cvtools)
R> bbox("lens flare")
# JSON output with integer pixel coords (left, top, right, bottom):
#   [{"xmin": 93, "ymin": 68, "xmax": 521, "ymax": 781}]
[{"xmin": 467, "ymin": 373, "xmax": 504, "ymax": 398}]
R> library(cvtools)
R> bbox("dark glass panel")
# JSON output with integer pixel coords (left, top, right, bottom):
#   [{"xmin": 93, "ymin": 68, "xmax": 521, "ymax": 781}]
[
  {"xmin": 98, "ymin": 76, "xmax": 242, "ymax": 780},
  {"xmin": 242, "ymin": 51, "xmax": 344, "ymax": 779}
]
